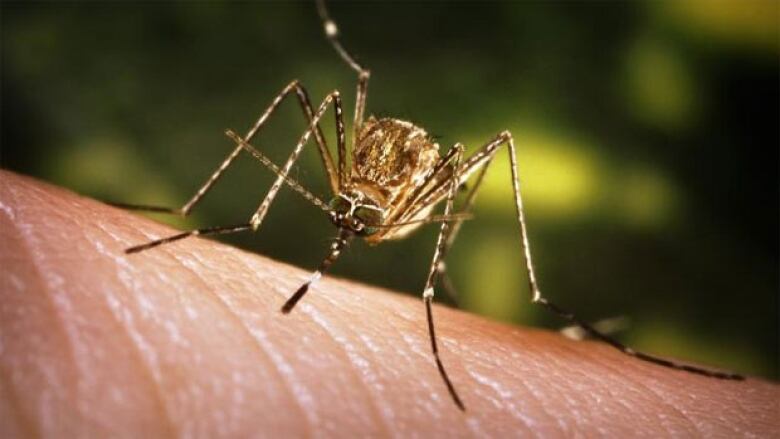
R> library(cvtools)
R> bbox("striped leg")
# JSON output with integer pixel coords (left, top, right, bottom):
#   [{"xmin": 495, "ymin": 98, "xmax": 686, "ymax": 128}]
[
  {"xmin": 434, "ymin": 153, "xmax": 494, "ymax": 305},
  {"xmin": 469, "ymin": 130, "xmax": 745, "ymax": 380},
  {"xmin": 124, "ymin": 89, "xmax": 346, "ymax": 254},
  {"xmin": 421, "ymin": 143, "xmax": 466, "ymax": 411},
  {"xmin": 249, "ymin": 90, "xmax": 345, "ymax": 231},
  {"xmin": 112, "ymin": 80, "xmax": 338, "ymax": 218}
]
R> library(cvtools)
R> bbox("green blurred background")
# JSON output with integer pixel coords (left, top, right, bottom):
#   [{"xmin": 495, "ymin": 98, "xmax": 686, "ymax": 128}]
[{"xmin": 2, "ymin": 1, "xmax": 777, "ymax": 379}]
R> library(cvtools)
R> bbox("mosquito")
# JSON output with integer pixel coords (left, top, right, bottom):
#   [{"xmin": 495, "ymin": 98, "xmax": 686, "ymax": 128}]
[{"xmin": 114, "ymin": 0, "xmax": 744, "ymax": 412}]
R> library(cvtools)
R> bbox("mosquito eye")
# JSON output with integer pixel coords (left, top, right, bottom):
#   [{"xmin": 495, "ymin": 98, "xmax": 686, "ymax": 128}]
[
  {"xmin": 353, "ymin": 205, "xmax": 382, "ymax": 235},
  {"xmin": 328, "ymin": 197, "xmax": 351, "ymax": 214}
]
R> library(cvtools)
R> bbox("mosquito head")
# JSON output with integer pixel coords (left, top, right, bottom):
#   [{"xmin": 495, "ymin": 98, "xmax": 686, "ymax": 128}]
[{"xmin": 328, "ymin": 193, "xmax": 384, "ymax": 236}]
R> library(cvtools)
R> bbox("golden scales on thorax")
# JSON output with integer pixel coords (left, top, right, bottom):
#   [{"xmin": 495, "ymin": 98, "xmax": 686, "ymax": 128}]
[{"xmin": 335, "ymin": 116, "xmax": 450, "ymax": 243}]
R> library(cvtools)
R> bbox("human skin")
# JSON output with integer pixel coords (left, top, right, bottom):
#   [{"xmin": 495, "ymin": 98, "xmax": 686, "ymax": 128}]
[{"xmin": 0, "ymin": 170, "xmax": 777, "ymax": 438}]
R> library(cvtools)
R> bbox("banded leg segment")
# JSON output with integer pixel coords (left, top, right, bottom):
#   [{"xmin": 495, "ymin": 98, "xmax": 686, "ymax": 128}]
[
  {"xmin": 125, "ymin": 223, "xmax": 253, "ymax": 254},
  {"xmin": 434, "ymin": 154, "xmax": 495, "ymax": 304},
  {"xmin": 422, "ymin": 143, "xmax": 466, "ymax": 411}
]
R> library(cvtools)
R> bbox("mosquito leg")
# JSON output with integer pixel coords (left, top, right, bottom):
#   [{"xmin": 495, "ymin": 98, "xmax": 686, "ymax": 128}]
[
  {"xmin": 241, "ymin": 80, "xmax": 338, "ymax": 193},
  {"xmin": 536, "ymin": 298, "xmax": 743, "ymax": 379},
  {"xmin": 125, "ymin": 87, "xmax": 343, "ymax": 254},
  {"xmin": 125, "ymin": 223, "xmax": 252, "ymax": 254},
  {"xmin": 435, "ymin": 154, "xmax": 495, "ymax": 306},
  {"xmin": 250, "ymin": 90, "xmax": 345, "ymax": 231},
  {"xmin": 474, "ymin": 130, "xmax": 745, "ymax": 380},
  {"xmin": 421, "ymin": 143, "xmax": 466, "ymax": 411},
  {"xmin": 111, "ymin": 80, "xmax": 338, "ymax": 217},
  {"xmin": 104, "ymin": 202, "xmax": 179, "ymax": 214},
  {"xmin": 180, "ymin": 80, "xmax": 338, "ymax": 216}
]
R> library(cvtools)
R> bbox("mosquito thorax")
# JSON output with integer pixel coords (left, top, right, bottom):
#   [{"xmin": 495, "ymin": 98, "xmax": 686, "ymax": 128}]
[
  {"xmin": 352, "ymin": 116, "xmax": 440, "ymax": 193},
  {"xmin": 327, "ymin": 194, "xmax": 383, "ymax": 236}
]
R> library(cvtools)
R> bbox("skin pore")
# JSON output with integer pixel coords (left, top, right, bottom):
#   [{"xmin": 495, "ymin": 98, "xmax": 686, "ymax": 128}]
[{"xmin": 1, "ymin": 170, "xmax": 777, "ymax": 437}]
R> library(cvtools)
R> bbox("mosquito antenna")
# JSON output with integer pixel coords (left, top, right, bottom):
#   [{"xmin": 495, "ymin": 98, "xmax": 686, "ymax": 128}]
[
  {"xmin": 315, "ymin": 0, "xmax": 365, "ymax": 74},
  {"xmin": 225, "ymin": 130, "xmax": 332, "ymax": 214},
  {"xmin": 316, "ymin": 0, "xmax": 370, "ymax": 141},
  {"xmin": 282, "ymin": 228, "xmax": 353, "ymax": 313}
]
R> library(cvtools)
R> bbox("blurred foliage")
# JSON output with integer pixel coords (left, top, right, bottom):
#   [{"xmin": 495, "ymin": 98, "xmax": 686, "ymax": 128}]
[{"xmin": 2, "ymin": 1, "xmax": 777, "ymax": 379}]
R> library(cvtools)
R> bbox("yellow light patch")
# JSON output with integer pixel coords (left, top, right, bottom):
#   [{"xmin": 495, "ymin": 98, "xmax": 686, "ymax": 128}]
[
  {"xmin": 461, "ymin": 233, "xmax": 528, "ymax": 323},
  {"xmin": 54, "ymin": 138, "xmax": 175, "ymax": 201},
  {"xmin": 472, "ymin": 131, "xmax": 601, "ymax": 218},
  {"xmin": 52, "ymin": 138, "xmax": 190, "ymax": 227},
  {"xmin": 659, "ymin": 0, "xmax": 779, "ymax": 52}
]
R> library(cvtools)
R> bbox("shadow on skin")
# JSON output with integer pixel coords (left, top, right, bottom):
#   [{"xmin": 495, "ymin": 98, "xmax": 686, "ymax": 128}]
[{"xmin": 0, "ymin": 170, "xmax": 777, "ymax": 437}]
